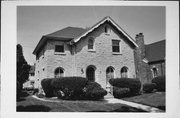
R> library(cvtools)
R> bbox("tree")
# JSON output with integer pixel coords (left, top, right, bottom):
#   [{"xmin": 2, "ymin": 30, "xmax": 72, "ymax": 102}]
[{"xmin": 17, "ymin": 44, "xmax": 30, "ymax": 90}]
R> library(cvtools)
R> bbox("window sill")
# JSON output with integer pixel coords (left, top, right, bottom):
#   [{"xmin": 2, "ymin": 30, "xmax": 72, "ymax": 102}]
[
  {"xmin": 54, "ymin": 52, "xmax": 66, "ymax": 55},
  {"xmin": 112, "ymin": 52, "xmax": 122, "ymax": 55},
  {"xmin": 88, "ymin": 49, "xmax": 96, "ymax": 52}
]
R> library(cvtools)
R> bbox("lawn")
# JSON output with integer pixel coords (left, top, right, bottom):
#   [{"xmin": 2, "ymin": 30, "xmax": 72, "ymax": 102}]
[
  {"xmin": 17, "ymin": 91, "xmax": 145, "ymax": 112},
  {"xmin": 122, "ymin": 92, "xmax": 165, "ymax": 110}
]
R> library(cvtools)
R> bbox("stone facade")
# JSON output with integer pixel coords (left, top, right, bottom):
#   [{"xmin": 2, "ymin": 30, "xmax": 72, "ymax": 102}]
[{"xmin": 34, "ymin": 22, "xmax": 136, "ymax": 89}]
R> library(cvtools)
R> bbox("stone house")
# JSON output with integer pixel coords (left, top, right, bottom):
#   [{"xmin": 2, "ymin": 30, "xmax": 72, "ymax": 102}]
[{"xmin": 33, "ymin": 16, "xmax": 165, "ymax": 91}]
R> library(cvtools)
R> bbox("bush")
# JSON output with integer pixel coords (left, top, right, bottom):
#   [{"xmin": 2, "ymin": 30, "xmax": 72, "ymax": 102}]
[
  {"xmin": 152, "ymin": 76, "xmax": 165, "ymax": 92},
  {"xmin": 83, "ymin": 82, "xmax": 107, "ymax": 100},
  {"xmin": 51, "ymin": 77, "xmax": 88, "ymax": 100},
  {"xmin": 113, "ymin": 87, "xmax": 130, "ymax": 98},
  {"xmin": 109, "ymin": 78, "xmax": 141, "ymax": 94},
  {"xmin": 143, "ymin": 83, "xmax": 156, "ymax": 93},
  {"xmin": 41, "ymin": 78, "xmax": 54, "ymax": 97}
]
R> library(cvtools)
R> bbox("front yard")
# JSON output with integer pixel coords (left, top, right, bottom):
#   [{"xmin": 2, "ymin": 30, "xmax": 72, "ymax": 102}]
[
  {"xmin": 122, "ymin": 92, "xmax": 165, "ymax": 110},
  {"xmin": 17, "ymin": 91, "xmax": 146, "ymax": 112}
]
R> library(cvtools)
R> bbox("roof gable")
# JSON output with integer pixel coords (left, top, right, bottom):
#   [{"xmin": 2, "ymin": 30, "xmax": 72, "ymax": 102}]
[
  {"xmin": 70, "ymin": 16, "xmax": 138, "ymax": 47},
  {"xmin": 145, "ymin": 40, "xmax": 165, "ymax": 63}
]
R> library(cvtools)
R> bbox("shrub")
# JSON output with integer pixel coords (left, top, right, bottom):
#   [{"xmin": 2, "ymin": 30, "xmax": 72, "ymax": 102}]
[
  {"xmin": 113, "ymin": 87, "xmax": 130, "ymax": 98},
  {"xmin": 83, "ymin": 82, "xmax": 107, "ymax": 100},
  {"xmin": 51, "ymin": 77, "xmax": 88, "ymax": 100},
  {"xmin": 152, "ymin": 76, "xmax": 165, "ymax": 92},
  {"xmin": 41, "ymin": 78, "xmax": 54, "ymax": 97},
  {"xmin": 109, "ymin": 78, "xmax": 141, "ymax": 94},
  {"xmin": 143, "ymin": 83, "xmax": 156, "ymax": 93}
]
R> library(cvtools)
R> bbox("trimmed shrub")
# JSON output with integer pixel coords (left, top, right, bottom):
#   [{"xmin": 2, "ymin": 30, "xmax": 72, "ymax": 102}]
[
  {"xmin": 41, "ymin": 78, "xmax": 54, "ymax": 97},
  {"xmin": 51, "ymin": 77, "xmax": 88, "ymax": 100},
  {"xmin": 109, "ymin": 78, "xmax": 141, "ymax": 94},
  {"xmin": 113, "ymin": 87, "xmax": 130, "ymax": 98},
  {"xmin": 143, "ymin": 83, "xmax": 156, "ymax": 93},
  {"xmin": 152, "ymin": 76, "xmax": 165, "ymax": 92},
  {"xmin": 83, "ymin": 82, "xmax": 107, "ymax": 100}
]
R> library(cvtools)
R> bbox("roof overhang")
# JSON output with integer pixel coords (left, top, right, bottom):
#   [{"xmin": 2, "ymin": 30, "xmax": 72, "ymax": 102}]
[{"xmin": 69, "ymin": 16, "xmax": 138, "ymax": 48}]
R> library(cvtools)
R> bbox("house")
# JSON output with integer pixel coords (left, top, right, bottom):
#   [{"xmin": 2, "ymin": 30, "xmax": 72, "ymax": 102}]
[{"xmin": 33, "ymin": 16, "xmax": 165, "ymax": 92}]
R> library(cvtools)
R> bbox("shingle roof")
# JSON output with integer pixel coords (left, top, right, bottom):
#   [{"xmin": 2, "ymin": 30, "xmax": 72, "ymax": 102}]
[
  {"xmin": 145, "ymin": 40, "xmax": 165, "ymax": 63},
  {"xmin": 33, "ymin": 27, "xmax": 87, "ymax": 54},
  {"xmin": 45, "ymin": 26, "xmax": 87, "ymax": 39}
]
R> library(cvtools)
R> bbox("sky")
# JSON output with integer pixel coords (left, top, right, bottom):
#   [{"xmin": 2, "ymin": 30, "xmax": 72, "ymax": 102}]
[{"xmin": 17, "ymin": 6, "xmax": 165, "ymax": 65}]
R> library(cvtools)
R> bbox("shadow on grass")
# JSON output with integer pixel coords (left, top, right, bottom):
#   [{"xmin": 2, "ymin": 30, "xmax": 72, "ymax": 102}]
[
  {"xmin": 17, "ymin": 105, "xmax": 51, "ymax": 112},
  {"xmin": 86, "ymin": 106, "xmax": 146, "ymax": 112}
]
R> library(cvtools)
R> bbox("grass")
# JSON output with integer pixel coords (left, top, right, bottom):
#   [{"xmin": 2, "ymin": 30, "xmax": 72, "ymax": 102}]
[
  {"xmin": 17, "ymin": 91, "xmax": 146, "ymax": 112},
  {"xmin": 122, "ymin": 92, "xmax": 165, "ymax": 110}
]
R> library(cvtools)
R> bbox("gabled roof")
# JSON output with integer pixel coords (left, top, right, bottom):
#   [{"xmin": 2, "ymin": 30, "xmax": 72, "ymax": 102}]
[
  {"xmin": 70, "ymin": 16, "xmax": 138, "ymax": 47},
  {"xmin": 33, "ymin": 27, "xmax": 87, "ymax": 54},
  {"xmin": 33, "ymin": 16, "xmax": 138, "ymax": 55},
  {"xmin": 145, "ymin": 40, "xmax": 165, "ymax": 63}
]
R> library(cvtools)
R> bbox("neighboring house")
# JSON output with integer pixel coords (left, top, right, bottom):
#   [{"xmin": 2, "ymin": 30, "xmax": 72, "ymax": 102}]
[
  {"xmin": 32, "ymin": 16, "xmax": 165, "ymax": 92},
  {"xmin": 23, "ymin": 65, "xmax": 35, "ymax": 89}
]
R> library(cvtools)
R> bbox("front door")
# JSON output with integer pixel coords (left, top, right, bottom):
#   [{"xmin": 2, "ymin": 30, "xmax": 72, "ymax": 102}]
[{"xmin": 106, "ymin": 67, "xmax": 114, "ymax": 95}]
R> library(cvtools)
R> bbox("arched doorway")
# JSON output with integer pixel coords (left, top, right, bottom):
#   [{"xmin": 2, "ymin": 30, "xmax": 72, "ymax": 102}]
[
  {"xmin": 106, "ymin": 66, "xmax": 114, "ymax": 95},
  {"xmin": 121, "ymin": 66, "xmax": 128, "ymax": 78},
  {"xmin": 86, "ymin": 65, "xmax": 96, "ymax": 81}
]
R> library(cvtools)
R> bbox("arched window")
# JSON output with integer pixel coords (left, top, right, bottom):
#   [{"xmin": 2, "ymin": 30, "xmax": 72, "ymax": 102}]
[
  {"xmin": 88, "ymin": 38, "xmax": 94, "ymax": 50},
  {"xmin": 152, "ymin": 67, "xmax": 158, "ymax": 78},
  {"xmin": 121, "ymin": 66, "xmax": 128, "ymax": 78},
  {"xmin": 54, "ymin": 67, "xmax": 64, "ymax": 78},
  {"xmin": 86, "ymin": 65, "xmax": 96, "ymax": 81}
]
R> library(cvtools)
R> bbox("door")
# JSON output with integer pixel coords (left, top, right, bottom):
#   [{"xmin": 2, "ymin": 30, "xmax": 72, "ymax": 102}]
[{"xmin": 106, "ymin": 67, "xmax": 114, "ymax": 94}]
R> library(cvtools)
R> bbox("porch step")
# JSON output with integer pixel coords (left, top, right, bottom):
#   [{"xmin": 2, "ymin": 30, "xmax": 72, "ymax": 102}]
[{"xmin": 104, "ymin": 92, "xmax": 114, "ymax": 99}]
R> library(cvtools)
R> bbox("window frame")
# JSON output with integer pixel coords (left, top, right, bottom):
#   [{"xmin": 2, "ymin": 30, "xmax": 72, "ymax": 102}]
[
  {"xmin": 54, "ymin": 67, "xmax": 64, "ymax": 78},
  {"xmin": 88, "ymin": 37, "xmax": 95, "ymax": 52},
  {"xmin": 112, "ymin": 39, "xmax": 121, "ymax": 54},
  {"xmin": 54, "ymin": 45, "xmax": 65, "ymax": 55}
]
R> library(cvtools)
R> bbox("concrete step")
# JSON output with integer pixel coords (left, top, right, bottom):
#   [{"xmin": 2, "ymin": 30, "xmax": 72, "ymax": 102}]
[{"xmin": 104, "ymin": 92, "xmax": 114, "ymax": 99}]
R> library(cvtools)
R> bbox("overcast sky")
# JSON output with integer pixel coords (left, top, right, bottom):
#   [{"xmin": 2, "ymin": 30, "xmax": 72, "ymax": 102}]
[{"xmin": 17, "ymin": 6, "xmax": 165, "ymax": 65}]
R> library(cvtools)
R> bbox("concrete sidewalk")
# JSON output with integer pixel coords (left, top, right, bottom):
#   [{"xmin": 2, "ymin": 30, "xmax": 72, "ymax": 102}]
[{"xmin": 103, "ymin": 98, "xmax": 163, "ymax": 112}]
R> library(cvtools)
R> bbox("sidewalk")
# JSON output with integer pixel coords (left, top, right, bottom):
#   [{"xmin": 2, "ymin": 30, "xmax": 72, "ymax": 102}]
[{"xmin": 103, "ymin": 98, "xmax": 163, "ymax": 112}]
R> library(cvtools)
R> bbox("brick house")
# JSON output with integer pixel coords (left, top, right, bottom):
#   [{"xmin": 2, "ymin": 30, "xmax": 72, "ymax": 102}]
[{"xmin": 33, "ymin": 16, "xmax": 165, "ymax": 91}]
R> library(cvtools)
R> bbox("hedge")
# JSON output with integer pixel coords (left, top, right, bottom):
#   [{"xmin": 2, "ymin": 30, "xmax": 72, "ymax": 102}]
[
  {"xmin": 41, "ymin": 78, "xmax": 54, "ymax": 97},
  {"xmin": 113, "ymin": 87, "xmax": 130, "ymax": 98},
  {"xmin": 83, "ymin": 82, "xmax": 107, "ymax": 100},
  {"xmin": 152, "ymin": 76, "xmax": 165, "ymax": 92},
  {"xmin": 51, "ymin": 77, "xmax": 88, "ymax": 100},
  {"xmin": 143, "ymin": 83, "xmax": 156, "ymax": 93},
  {"xmin": 109, "ymin": 78, "xmax": 141, "ymax": 94}
]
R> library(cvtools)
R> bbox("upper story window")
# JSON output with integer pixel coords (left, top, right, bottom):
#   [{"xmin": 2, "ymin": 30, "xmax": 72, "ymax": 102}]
[
  {"xmin": 112, "ymin": 40, "xmax": 120, "ymax": 53},
  {"xmin": 55, "ymin": 45, "xmax": 64, "ymax": 53},
  {"xmin": 88, "ymin": 38, "xmax": 95, "ymax": 51},
  {"xmin": 105, "ymin": 25, "xmax": 111, "ymax": 34}
]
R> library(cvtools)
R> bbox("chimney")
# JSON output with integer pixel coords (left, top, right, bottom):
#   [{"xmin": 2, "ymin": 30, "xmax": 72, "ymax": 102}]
[{"xmin": 135, "ymin": 33, "xmax": 145, "ymax": 58}]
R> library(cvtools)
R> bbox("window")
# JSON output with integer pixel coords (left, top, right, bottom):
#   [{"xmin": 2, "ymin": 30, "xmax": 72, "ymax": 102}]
[
  {"xmin": 112, "ymin": 40, "xmax": 120, "ymax": 53},
  {"xmin": 54, "ymin": 67, "xmax": 64, "ymax": 78},
  {"xmin": 121, "ymin": 66, "xmax": 128, "ymax": 78},
  {"xmin": 55, "ymin": 45, "xmax": 64, "ymax": 53},
  {"xmin": 88, "ymin": 38, "xmax": 94, "ymax": 50},
  {"xmin": 152, "ymin": 67, "xmax": 158, "ymax": 78},
  {"xmin": 86, "ymin": 66, "xmax": 96, "ymax": 81}
]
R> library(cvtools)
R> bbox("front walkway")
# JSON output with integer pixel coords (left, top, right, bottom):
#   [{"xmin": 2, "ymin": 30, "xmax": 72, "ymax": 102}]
[
  {"xmin": 32, "ymin": 95, "xmax": 163, "ymax": 112},
  {"xmin": 103, "ymin": 98, "xmax": 163, "ymax": 112}
]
